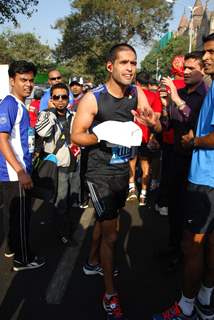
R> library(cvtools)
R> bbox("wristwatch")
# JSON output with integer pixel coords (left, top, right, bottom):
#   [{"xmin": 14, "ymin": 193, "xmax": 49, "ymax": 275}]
[{"xmin": 189, "ymin": 137, "xmax": 196, "ymax": 148}]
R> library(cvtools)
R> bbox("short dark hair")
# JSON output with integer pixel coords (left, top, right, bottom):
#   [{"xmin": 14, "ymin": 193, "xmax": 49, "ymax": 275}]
[
  {"xmin": 106, "ymin": 43, "xmax": 136, "ymax": 63},
  {"xmin": 203, "ymin": 33, "xmax": 214, "ymax": 44},
  {"xmin": 136, "ymin": 71, "xmax": 150, "ymax": 86},
  {"xmin": 48, "ymin": 68, "xmax": 61, "ymax": 77},
  {"xmin": 8, "ymin": 60, "xmax": 37, "ymax": 78},
  {"xmin": 184, "ymin": 51, "xmax": 204, "ymax": 68},
  {"xmin": 50, "ymin": 82, "xmax": 69, "ymax": 96}
]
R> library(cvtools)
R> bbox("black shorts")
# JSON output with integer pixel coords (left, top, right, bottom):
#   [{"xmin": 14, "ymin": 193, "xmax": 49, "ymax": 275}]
[
  {"xmin": 87, "ymin": 174, "xmax": 129, "ymax": 221},
  {"xmin": 184, "ymin": 182, "xmax": 214, "ymax": 234},
  {"xmin": 130, "ymin": 145, "xmax": 160, "ymax": 160}
]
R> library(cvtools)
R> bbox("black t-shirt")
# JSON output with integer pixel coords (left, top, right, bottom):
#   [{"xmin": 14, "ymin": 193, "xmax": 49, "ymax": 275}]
[{"xmin": 86, "ymin": 84, "xmax": 138, "ymax": 177}]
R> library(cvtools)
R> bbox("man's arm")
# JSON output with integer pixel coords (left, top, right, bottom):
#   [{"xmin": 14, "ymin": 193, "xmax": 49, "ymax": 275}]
[
  {"xmin": 0, "ymin": 133, "xmax": 33, "ymax": 189},
  {"xmin": 182, "ymin": 129, "xmax": 214, "ymax": 149},
  {"xmin": 35, "ymin": 110, "xmax": 57, "ymax": 137},
  {"xmin": 132, "ymin": 87, "xmax": 161, "ymax": 131},
  {"xmin": 161, "ymin": 77, "xmax": 191, "ymax": 120},
  {"xmin": 71, "ymin": 92, "xmax": 98, "ymax": 146}
]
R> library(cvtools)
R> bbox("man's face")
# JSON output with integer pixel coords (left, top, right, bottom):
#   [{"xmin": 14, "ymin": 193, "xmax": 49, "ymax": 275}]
[
  {"xmin": 108, "ymin": 49, "xmax": 137, "ymax": 86},
  {"xmin": 203, "ymin": 40, "xmax": 214, "ymax": 77},
  {"xmin": 51, "ymin": 88, "xmax": 69, "ymax": 111},
  {"xmin": 48, "ymin": 70, "xmax": 62, "ymax": 86},
  {"xmin": 70, "ymin": 83, "xmax": 83, "ymax": 96},
  {"xmin": 10, "ymin": 72, "xmax": 34, "ymax": 102},
  {"xmin": 184, "ymin": 58, "xmax": 204, "ymax": 85}
]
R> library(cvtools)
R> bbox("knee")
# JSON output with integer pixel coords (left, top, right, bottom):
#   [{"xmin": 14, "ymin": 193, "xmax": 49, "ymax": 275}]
[
  {"xmin": 102, "ymin": 231, "xmax": 118, "ymax": 246},
  {"xmin": 181, "ymin": 236, "xmax": 203, "ymax": 259}
]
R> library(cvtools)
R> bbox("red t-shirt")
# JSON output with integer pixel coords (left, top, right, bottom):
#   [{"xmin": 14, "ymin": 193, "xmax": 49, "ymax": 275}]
[
  {"xmin": 29, "ymin": 99, "xmax": 40, "ymax": 128},
  {"xmin": 162, "ymin": 78, "xmax": 186, "ymax": 144},
  {"xmin": 135, "ymin": 88, "xmax": 162, "ymax": 144}
]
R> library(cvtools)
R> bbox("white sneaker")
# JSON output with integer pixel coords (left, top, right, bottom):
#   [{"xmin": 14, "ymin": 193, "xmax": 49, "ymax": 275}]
[{"xmin": 155, "ymin": 204, "xmax": 168, "ymax": 216}]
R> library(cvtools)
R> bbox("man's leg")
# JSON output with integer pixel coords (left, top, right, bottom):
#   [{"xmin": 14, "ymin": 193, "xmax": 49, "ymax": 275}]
[
  {"xmin": 88, "ymin": 220, "xmax": 102, "ymax": 265},
  {"xmin": 182, "ymin": 230, "xmax": 205, "ymax": 298},
  {"xmin": 55, "ymin": 169, "xmax": 70, "ymax": 241},
  {"xmin": 195, "ymin": 231, "xmax": 214, "ymax": 319},
  {"xmin": 100, "ymin": 218, "xmax": 117, "ymax": 294},
  {"xmin": 139, "ymin": 157, "xmax": 150, "ymax": 206},
  {"xmin": 127, "ymin": 155, "xmax": 138, "ymax": 201}
]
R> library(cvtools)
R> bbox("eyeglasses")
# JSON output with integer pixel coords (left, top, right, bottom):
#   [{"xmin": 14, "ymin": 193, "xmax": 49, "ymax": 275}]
[
  {"xmin": 52, "ymin": 94, "xmax": 69, "ymax": 101},
  {"xmin": 49, "ymin": 76, "xmax": 62, "ymax": 81}
]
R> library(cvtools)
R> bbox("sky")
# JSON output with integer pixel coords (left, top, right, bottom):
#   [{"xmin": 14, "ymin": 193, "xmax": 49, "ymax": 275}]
[{"xmin": 0, "ymin": 0, "xmax": 214, "ymax": 64}]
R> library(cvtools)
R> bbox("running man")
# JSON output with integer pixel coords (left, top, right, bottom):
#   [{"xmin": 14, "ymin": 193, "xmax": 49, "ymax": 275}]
[{"xmin": 71, "ymin": 43, "xmax": 159, "ymax": 319}]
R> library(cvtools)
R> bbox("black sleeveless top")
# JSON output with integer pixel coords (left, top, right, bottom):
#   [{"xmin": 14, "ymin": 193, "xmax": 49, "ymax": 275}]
[{"xmin": 86, "ymin": 84, "xmax": 138, "ymax": 177}]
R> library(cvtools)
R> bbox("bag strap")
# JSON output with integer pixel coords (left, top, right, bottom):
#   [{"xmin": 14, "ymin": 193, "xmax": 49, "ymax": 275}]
[{"xmin": 52, "ymin": 113, "xmax": 73, "ymax": 155}]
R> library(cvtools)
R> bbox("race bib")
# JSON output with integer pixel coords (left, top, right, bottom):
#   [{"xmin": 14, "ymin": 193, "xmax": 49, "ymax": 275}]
[{"xmin": 110, "ymin": 146, "xmax": 131, "ymax": 164}]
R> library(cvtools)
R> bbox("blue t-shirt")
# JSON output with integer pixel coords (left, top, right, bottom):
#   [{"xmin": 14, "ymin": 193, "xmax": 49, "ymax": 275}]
[
  {"xmin": 189, "ymin": 81, "xmax": 214, "ymax": 187},
  {"xmin": 40, "ymin": 88, "xmax": 74, "ymax": 111},
  {"xmin": 0, "ymin": 95, "xmax": 32, "ymax": 181}
]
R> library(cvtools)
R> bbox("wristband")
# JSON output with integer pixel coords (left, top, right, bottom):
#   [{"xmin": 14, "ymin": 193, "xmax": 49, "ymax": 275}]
[{"xmin": 176, "ymin": 100, "xmax": 186, "ymax": 109}]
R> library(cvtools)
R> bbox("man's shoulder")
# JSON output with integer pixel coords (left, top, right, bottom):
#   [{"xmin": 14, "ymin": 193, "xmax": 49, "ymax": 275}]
[{"xmin": 0, "ymin": 95, "xmax": 18, "ymax": 111}]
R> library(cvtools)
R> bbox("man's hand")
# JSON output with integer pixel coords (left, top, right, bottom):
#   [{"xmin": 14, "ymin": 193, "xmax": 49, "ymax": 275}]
[
  {"xmin": 18, "ymin": 170, "xmax": 33, "ymax": 189},
  {"xmin": 48, "ymin": 99, "xmax": 55, "ymax": 109},
  {"xmin": 161, "ymin": 77, "xmax": 184, "ymax": 107},
  {"xmin": 181, "ymin": 129, "xmax": 194, "ymax": 148},
  {"xmin": 132, "ymin": 108, "xmax": 157, "ymax": 127}
]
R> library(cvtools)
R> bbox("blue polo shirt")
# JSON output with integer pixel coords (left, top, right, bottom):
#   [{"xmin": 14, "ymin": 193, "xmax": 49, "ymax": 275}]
[
  {"xmin": 0, "ymin": 95, "xmax": 32, "ymax": 181},
  {"xmin": 189, "ymin": 81, "xmax": 214, "ymax": 187}
]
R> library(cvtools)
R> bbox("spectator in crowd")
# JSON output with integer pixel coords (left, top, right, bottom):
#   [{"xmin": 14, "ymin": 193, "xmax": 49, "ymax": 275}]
[
  {"xmin": 0, "ymin": 60, "xmax": 45, "ymax": 271},
  {"xmin": 69, "ymin": 76, "xmax": 84, "ymax": 112},
  {"xmin": 153, "ymin": 33, "xmax": 214, "ymax": 320},
  {"xmin": 156, "ymin": 55, "xmax": 186, "ymax": 217},
  {"xmin": 40, "ymin": 69, "xmax": 73, "ymax": 111},
  {"xmin": 127, "ymin": 71, "xmax": 162, "ymax": 206},
  {"xmin": 36, "ymin": 82, "xmax": 78, "ymax": 246},
  {"xmin": 159, "ymin": 51, "xmax": 206, "ymax": 270},
  {"xmin": 28, "ymin": 88, "xmax": 44, "ymax": 128}
]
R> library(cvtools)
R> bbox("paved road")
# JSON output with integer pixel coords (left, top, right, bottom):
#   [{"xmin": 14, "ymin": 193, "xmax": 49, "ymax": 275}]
[{"xmin": 0, "ymin": 193, "xmax": 181, "ymax": 320}]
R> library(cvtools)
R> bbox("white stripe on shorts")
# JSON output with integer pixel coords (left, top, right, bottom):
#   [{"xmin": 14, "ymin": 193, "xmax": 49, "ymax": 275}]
[{"xmin": 87, "ymin": 181, "xmax": 103, "ymax": 217}]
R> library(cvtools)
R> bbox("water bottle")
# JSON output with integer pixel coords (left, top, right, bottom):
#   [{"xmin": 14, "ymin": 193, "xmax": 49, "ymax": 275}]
[{"xmin": 28, "ymin": 127, "xmax": 35, "ymax": 154}]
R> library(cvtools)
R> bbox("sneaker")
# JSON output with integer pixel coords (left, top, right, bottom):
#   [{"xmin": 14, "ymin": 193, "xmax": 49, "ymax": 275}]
[
  {"xmin": 195, "ymin": 297, "xmax": 214, "ymax": 320},
  {"xmin": 153, "ymin": 302, "xmax": 198, "ymax": 320},
  {"xmin": 155, "ymin": 204, "xmax": 168, "ymax": 216},
  {"xmin": 4, "ymin": 250, "xmax": 15, "ymax": 258},
  {"xmin": 79, "ymin": 201, "xmax": 89, "ymax": 209},
  {"xmin": 103, "ymin": 294, "xmax": 125, "ymax": 319},
  {"xmin": 126, "ymin": 188, "xmax": 138, "ymax": 201},
  {"xmin": 13, "ymin": 257, "xmax": 45, "ymax": 272},
  {"xmin": 139, "ymin": 194, "xmax": 146, "ymax": 206},
  {"xmin": 83, "ymin": 262, "xmax": 119, "ymax": 277}
]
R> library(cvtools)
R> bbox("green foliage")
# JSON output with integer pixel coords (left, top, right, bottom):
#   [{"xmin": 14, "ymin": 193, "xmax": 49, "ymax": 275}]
[
  {"xmin": 0, "ymin": 31, "xmax": 53, "ymax": 72},
  {"xmin": 0, "ymin": 0, "xmax": 38, "ymax": 25},
  {"xmin": 54, "ymin": 0, "xmax": 174, "ymax": 82},
  {"xmin": 141, "ymin": 35, "xmax": 190, "ymax": 77}
]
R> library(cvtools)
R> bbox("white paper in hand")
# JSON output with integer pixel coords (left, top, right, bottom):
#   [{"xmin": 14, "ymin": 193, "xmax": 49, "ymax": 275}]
[{"xmin": 92, "ymin": 121, "xmax": 142, "ymax": 148}]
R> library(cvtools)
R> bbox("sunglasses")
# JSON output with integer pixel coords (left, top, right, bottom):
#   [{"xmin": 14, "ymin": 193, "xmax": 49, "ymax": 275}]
[
  {"xmin": 52, "ymin": 94, "xmax": 69, "ymax": 101},
  {"xmin": 49, "ymin": 76, "xmax": 62, "ymax": 81}
]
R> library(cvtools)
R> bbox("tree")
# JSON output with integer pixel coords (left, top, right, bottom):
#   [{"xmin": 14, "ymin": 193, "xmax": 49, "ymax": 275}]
[
  {"xmin": 141, "ymin": 35, "xmax": 190, "ymax": 77},
  {"xmin": 55, "ymin": 0, "xmax": 174, "ymax": 82},
  {"xmin": 0, "ymin": 0, "xmax": 38, "ymax": 26},
  {"xmin": 0, "ymin": 31, "xmax": 53, "ymax": 71}
]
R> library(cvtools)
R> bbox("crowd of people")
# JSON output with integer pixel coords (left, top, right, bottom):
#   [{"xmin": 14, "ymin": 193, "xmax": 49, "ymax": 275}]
[{"xmin": 0, "ymin": 33, "xmax": 214, "ymax": 320}]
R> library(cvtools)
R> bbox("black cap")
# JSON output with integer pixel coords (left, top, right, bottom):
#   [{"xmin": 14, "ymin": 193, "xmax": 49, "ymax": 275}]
[{"xmin": 69, "ymin": 76, "xmax": 84, "ymax": 86}]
